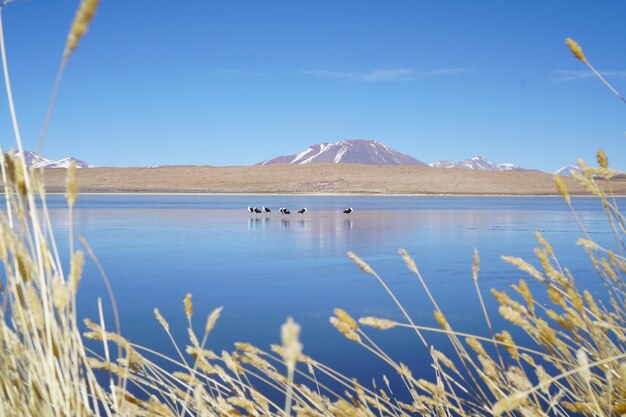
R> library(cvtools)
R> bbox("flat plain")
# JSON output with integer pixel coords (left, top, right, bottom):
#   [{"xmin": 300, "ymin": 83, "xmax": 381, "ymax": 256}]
[{"xmin": 40, "ymin": 164, "xmax": 626, "ymax": 194}]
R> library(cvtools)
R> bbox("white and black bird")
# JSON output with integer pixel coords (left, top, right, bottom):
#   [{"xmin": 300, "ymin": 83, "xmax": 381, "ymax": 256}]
[
  {"xmin": 254, "ymin": 207, "xmax": 262, "ymax": 214},
  {"xmin": 263, "ymin": 206, "xmax": 271, "ymax": 213},
  {"xmin": 283, "ymin": 208, "xmax": 291, "ymax": 215},
  {"xmin": 248, "ymin": 206, "xmax": 255, "ymax": 213},
  {"xmin": 297, "ymin": 208, "xmax": 307, "ymax": 214},
  {"xmin": 343, "ymin": 208, "xmax": 353, "ymax": 214}
]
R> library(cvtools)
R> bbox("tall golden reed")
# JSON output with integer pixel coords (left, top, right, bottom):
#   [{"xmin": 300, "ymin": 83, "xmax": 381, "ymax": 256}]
[{"xmin": 1, "ymin": 5, "xmax": 626, "ymax": 416}]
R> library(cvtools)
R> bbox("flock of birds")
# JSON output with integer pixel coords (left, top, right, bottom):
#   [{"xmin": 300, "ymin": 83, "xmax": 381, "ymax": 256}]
[{"xmin": 247, "ymin": 206, "xmax": 353, "ymax": 215}]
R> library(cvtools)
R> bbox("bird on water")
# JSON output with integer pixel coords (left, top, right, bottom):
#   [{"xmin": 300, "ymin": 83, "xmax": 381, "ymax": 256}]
[
  {"xmin": 343, "ymin": 208, "xmax": 353, "ymax": 214},
  {"xmin": 297, "ymin": 208, "xmax": 307, "ymax": 214}
]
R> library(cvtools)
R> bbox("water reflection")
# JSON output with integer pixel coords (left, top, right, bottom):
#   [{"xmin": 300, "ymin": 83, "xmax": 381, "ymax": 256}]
[
  {"xmin": 33, "ymin": 195, "xmax": 622, "ymax": 394},
  {"xmin": 247, "ymin": 216, "xmax": 272, "ymax": 230}
]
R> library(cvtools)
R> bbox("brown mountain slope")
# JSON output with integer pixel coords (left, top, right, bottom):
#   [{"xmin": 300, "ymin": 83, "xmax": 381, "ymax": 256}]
[{"xmin": 39, "ymin": 164, "xmax": 626, "ymax": 195}]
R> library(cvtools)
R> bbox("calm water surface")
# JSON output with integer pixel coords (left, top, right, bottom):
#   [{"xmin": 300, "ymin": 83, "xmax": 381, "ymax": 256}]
[{"xmin": 37, "ymin": 194, "xmax": 623, "ymax": 393}]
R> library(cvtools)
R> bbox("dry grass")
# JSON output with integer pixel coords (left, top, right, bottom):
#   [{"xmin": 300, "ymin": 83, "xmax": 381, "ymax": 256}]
[{"xmin": 1, "ymin": 5, "xmax": 626, "ymax": 417}]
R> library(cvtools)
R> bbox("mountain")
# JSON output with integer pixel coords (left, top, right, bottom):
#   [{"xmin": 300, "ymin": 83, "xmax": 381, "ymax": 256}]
[
  {"xmin": 555, "ymin": 165, "xmax": 580, "ymax": 176},
  {"xmin": 259, "ymin": 139, "xmax": 428, "ymax": 166},
  {"xmin": 42, "ymin": 157, "xmax": 90, "ymax": 168},
  {"xmin": 429, "ymin": 156, "xmax": 534, "ymax": 172},
  {"xmin": 15, "ymin": 151, "xmax": 90, "ymax": 168}
]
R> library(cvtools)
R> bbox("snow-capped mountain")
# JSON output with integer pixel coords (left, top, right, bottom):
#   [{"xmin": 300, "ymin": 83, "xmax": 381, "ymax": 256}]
[
  {"xmin": 259, "ymin": 139, "xmax": 428, "ymax": 166},
  {"xmin": 15, "ymin": 151, "xmax": 90, "ymax": 168},
  {"xmin": 429, "ymin": 156, "xmax": 533, "ymax": 172},
  {"xmin": 554, "ymin": 165, "xmax": 581, "ymax": 176},
  {"xmin": 42, "ymin": 157, "xmax": 90, "ymax": 168},
  {"xmin": 16, "ymin": 150, "xmax": 52, "ymax": 168}
]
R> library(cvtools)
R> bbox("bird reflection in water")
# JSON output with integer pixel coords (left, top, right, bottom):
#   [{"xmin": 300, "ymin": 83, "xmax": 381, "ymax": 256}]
[
  {"xmin": 247, "ymin": 217, "xmax": 261, "ymax": 230},
  {"xmin": 248, "ymin": 217, "xmax": 270, "ymax": 230}
]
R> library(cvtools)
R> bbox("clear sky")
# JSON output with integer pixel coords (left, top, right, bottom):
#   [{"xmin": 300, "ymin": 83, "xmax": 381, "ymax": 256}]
[{"xmin": 0, "ymin": 0, "xmax": 624, "ymax": 172}]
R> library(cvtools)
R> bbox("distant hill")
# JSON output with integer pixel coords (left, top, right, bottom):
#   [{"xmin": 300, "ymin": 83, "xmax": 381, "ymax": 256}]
[
  {"xmin": 38, "ymin": 165, "xmax": 626, "ymax": 195},
  {"xmin": 258, "ymin": 139, "xmax": 428, "ymax": 166},
  {"xmin": 429, "ymin": 156, "xmax": 537, "ymax": 172},
  {"xmin": 15, "ymin": 151, "xmax": 90, "ymax": 168}
]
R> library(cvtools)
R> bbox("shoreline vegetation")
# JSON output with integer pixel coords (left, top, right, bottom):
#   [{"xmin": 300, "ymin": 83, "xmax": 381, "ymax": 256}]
[{"xmin": 39, "ymin": 164, "xmax": 626, "ymax": 195}]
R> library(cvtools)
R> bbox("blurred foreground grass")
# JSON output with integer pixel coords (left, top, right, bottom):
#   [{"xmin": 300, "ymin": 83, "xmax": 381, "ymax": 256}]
[{"xmin": 1, "ymin": 2, "xmax": 626, "ymax": 416}]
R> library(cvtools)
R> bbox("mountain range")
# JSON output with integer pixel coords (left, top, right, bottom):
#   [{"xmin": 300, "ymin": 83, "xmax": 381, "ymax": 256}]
[
  {"xmin": 259, "ymin": 139, "xmax": 548, "ymax": 172},
  {"xmin": 11, "ymin": 142, "xmax": 577, "ymax": 175},
  {"xmin": 428, "ymin": 156, "xmax": 533, "ymax": 172},
  {"xmin": 259, "ymin": 139, "xmax": 428, "ymax": 166},
  {"xmin": 15, "ymin": 151, "xmax": 89, "ymax": 168}
]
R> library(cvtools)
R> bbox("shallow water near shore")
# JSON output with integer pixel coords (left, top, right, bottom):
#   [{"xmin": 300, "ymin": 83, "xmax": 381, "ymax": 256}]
[{"xmin": 26, "ymin": 194, "xmax": 624, "ymax": 396}]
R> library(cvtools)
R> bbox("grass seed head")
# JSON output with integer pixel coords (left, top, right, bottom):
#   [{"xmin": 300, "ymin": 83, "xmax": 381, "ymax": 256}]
[
  {"xmin": 399, "ymin": 248, "xmax": 419, "ymax": 275},
  {"xmin": 547, "ymin": 286, "xmax": 565, "ymax": 308},
  {"xmin": 534, "ymin": 232, "xmax": 554, "ymax": 258},
  {"xmin": 520, "ymin": 353, "xmax": 536, "ymax": 366},
  {"xmin": 281, "ymin": 317, "xmax": 303, "ymax": 365},
  {"xmin": 184, "ymin": 293, "xmax": 192, "ymax": 322},
  {"xmin": 577, "ymin": 349, "xmax": 592, "ymax": 384},
  {"xmin": 597, "ymin": 149, "xmax": 608, "ymax": 169},
  {"xmin": 66, "ymin": 162, "xmax": 78, "ymax": 208},
  {"xmin": 472, "ymin": 248, "xmax": 480, "ymax": 281},
  {"xmin": 347, "ymin": 252, "xmax": 374, "ymax": 274},
  {"xmin": 506, "ymin": 367, "xmax": 532, "ymax": 391},
  {"xmin": 496, "ymin": 331, "xmax": 519, "ymax": 360},
  {"xmin": 434, "ymin": 310, "xmax": 450, "ymax": 330},
  {"xmin": 431, "ymin": 348, "xmax": 460, "ymax": 375},
  {"xmin": 492, "ymin": 391, "xmax": 528, "ymax": 416},
  {"xmin": 537, "ymin": 319, "xmax": 557, "ymax": 345},
  {"xmin": 554, "ymin": 175, "xmax": 571, "ymax": 205},
  {"xmin": 358, "ymin": 317, "xmax": 397, "ymax": 330},
  {"xmin": 52, "ymin": 275, "xmax": 71, "ymax": 312},
  {"xmin": 330, "ymin": 317, "xmax": 361, "ymax": 342},
  {"xmin": 334, "ymin": 308, "xmax": 358, "ymax": 331},
  {"xmin": 64, "ymin": 0, "xmax": 100, "ymax": 61},
  {"xmin": 535, "ymin": 365, "xmax": 551, "ymax": 394},
  {"xmin": 501, "ymin": 256, "xmax": 545, "ymax": 282},
  {"xmin": 69, "ymin": 250, "xmax": 84, "ymax": 292},
  {"xmin": 154, "ymin": 308, "xmax": 169, "ymax": 332},
  {"xmin": 205, "ymin": 306, "xmax": 223, "ymax": 335},
  {"xmin": 466, "ymin": 337, "xmax": 488, "ymax": 357},
  {"xmin": 566, "ymin": 37, "xmax": 587, "ymax": 63}
]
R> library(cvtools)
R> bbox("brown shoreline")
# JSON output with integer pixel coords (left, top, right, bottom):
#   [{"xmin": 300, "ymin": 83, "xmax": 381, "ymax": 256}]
[{"xmin": 39, "ymin": 164, "xmax": 626, "ymax": 195}]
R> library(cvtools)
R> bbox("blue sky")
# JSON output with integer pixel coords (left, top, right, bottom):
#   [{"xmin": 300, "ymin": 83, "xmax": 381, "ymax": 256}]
[{"xmin": 0, "ymin": 1, "xmax": 624, "ymax": 171}]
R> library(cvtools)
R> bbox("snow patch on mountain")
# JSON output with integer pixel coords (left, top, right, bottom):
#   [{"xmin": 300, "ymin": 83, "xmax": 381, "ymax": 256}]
[
  {"xmin": 428, "ymin": 156, "xmax": 533, "ymax": 172},
  {"xmin": 14, "ymin": 151, "xmax": 90, "ymax": 168},
  {"xmin": 259, "ymin": 139, "xmax": 428, "ymax": 166},
  {"xmin": 555, "ymin": 165, "xmax": 581, "ymax": 176}
]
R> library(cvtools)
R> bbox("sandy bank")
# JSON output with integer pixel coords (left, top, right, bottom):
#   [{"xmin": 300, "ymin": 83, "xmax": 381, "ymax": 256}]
[{"xmin": 39, "ymin": 164, "xmax": 626, "ymax": 195}]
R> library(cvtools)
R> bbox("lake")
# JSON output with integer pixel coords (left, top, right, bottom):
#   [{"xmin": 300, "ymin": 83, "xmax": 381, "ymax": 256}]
[{"xmin": 35, "ymin": 194, "xmax": 622, "ymax": 395}]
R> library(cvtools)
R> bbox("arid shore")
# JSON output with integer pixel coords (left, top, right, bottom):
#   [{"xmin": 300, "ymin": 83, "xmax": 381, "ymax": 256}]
[{"xmin": 40, "ymin": 164, "xmax": 626, "ymax": 195}]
